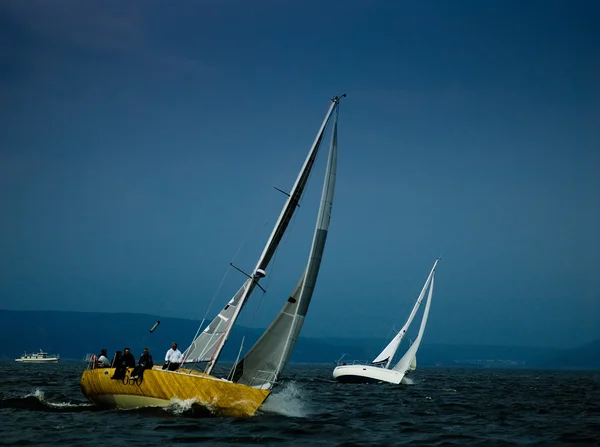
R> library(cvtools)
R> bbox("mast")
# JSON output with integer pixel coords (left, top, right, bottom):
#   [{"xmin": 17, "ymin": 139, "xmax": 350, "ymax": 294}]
[
  {"xmin": 232, "ymin": 95, "xmax": 343, "ymax": 388},
  {"xmin": 203, "ymin": 96, "xmax": 343, "ymax": 375}
]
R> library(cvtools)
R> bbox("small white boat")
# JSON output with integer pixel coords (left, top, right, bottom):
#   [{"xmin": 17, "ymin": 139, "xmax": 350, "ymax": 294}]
[
  {"xmin": 15, "ymin": 349, "xmax": 60, "ymax": 363},
  {"xmin": 332, "ymin": 259, "xmax": 439, "ymax": 384}
]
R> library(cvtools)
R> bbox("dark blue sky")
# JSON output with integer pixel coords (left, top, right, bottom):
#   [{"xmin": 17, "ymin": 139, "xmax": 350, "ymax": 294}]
[{"xmin": 1, "ymin": 0, "xmax": 598, "ymax": 348}]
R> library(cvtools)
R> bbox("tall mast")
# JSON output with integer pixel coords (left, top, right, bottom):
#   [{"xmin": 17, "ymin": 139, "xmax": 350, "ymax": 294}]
[{"xmin": 203, "ymin": 96, "xmax": 344, "ymax": 375}]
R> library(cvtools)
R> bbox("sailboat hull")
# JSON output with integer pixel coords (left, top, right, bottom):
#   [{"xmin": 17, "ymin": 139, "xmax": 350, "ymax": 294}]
[
  {"xmin": 80, "ymin": 367, "xmax": 270, "ymax": 417},
  {"xmin": 332, "ymin": 364, "xmax": 406, "ymax": 385}
]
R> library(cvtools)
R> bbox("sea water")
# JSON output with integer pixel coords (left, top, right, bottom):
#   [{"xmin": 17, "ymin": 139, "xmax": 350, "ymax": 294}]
[{"xmin": 1, "ymin": 362, "xmax": 598, "ymax": 446}]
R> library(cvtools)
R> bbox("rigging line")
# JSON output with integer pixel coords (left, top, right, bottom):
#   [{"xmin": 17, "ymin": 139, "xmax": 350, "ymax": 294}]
[
  {"xmin": 239, "ymin": 231, "xmax": 278, "ymax": 331},
  {"xmin": 373, "ymin": 292, "xmax": 416, "ymax": 366},
  {"xmin": 380, "ymin": 278, "xmax": 419, "ymax": 351},
  {"xmin": 244, "ymin": 165, "xmax": 307, "ymax": 325},
  {"xmin": 237, "ymin": 212, "xmax": 284, "ymax": 327},
  {"xmin": 245, "ymin": 243, "xmax": 277, "ymax": 325},
  {"xmin": 186, "ymin": 217, "xmax": 263, "ymax": 346},
  {"xmin": 240, "ymin": 165, "xmax": 306, "ymax": 328},
  {"xmin": 231, "ymin": 217, "xmax": 267, "ymax": 266},
  {"xmin": 187, "ymin": 266, "xmax": 230, "ymax": 343}
]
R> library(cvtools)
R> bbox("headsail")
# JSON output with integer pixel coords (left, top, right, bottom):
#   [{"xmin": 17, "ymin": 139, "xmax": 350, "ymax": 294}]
[
  {"xmin": 232, "ymin": 99, "xmax": 341, "ymax": 389},
  {"xmin": 392, "ymin": 262, "xmax": 437, "ymax": 374},
  {"xmin": 182, "ymin": 278, "xmax": 252, "ymax": 363},
  {"xmin": 371, "ymin": 259, "xmax": 439, "ymax": 368},
  {"xmin": 408, "ymin": 354, "xmax": 417, "ymax": 371},
  {"xmin": 183, "ymin": 97, "xmax": 342, "ymax": 374}
]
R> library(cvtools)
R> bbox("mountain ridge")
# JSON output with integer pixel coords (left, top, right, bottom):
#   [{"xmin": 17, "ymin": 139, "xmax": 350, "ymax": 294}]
[{"xmin": 2, "ymin": 310, "xmax": 598, "ymax": 370}]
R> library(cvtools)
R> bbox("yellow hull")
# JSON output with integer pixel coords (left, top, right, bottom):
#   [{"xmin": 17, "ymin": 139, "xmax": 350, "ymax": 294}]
[{"xmin": 80, "ymin": 367, "xmax": 270, "ymax": 417}]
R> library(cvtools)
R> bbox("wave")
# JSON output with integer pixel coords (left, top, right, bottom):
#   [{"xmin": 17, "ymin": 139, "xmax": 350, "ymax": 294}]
[
  {"xmin": 0, "ymin": 389, "xmax": 94, "ymax": 412},
  {"xmin": 261, "ymin": 381, "xmax": 310, "ymax": 418}
]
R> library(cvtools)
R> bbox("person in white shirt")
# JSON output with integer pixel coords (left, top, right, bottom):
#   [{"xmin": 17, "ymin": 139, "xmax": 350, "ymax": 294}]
[
  {"xmin": 97, "ymin": 349, "xmax": 111, "ymax": 368},
  {"xmin": 163, "ymin": 342, "xmax": 183, "ymax": 371}
]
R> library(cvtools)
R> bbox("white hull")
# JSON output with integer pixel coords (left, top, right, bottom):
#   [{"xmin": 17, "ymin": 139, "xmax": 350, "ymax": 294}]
[
  {"xmin": 333, "ymin": 259, "xmax": 438, "ymax": 386},
  {"xmin": 15, "ymin": 349, "xmax": 60, "ymax": 363},
  {"xmin": 332, "ymin": 364, "xmax": 405, "ymax": 384},
  {"xmin": 15, "ymin": 357, "xmax": 60, "ymax": 363}
]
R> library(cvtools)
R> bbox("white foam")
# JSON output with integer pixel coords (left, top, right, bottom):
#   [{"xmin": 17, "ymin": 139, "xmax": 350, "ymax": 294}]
[
  {"xmin": 401, "ymin": 376, "xmax": 414, "ymax": 385},
  {"xmin": 165, "ymin": 397, "xmax": 202, "ymax": 415},
  {"xmin": 261, "ymin": 381, "xmax": 308, "ymax": 418},
  {"xmin": 25, "ymin": 388, "xmax": 45, "ymax": 399},
  {"xmin": 24, "ymin": 388, "xmax": 92, "ymax": 408}
]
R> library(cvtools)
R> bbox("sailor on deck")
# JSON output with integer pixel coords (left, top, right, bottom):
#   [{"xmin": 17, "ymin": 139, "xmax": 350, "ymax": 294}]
[
  {"xmin": 97, "ymin": 349, "xmax": 110, "ymax": 368},
  {"xmin": 163, "ymin": 342, "xmax": 183, "ymax": 371}
]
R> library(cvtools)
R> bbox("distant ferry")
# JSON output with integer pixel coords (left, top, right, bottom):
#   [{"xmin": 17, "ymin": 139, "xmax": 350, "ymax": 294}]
[{"xmin": 15, "ymin": 349, "xmax": 60, "ymax": 363}]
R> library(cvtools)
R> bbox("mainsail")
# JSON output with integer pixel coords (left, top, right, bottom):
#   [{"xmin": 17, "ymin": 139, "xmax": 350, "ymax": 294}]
[
  {"xmin": 232, "ymin": 103, "xmax": 340, "ymax": 389},
  {"xmin": 182, "ymin": 279, "xmax": 253, "ymax": 364},
  {"xmin": 392, "ymin": 267, "xmax": 436, "ymax": 374},
  {"xmin": 183, "ymin": 96, "xmax": 343, "ymax": 375},
  {"xmin": 371, "ymin": 259, "xmax": 439, "ymax": 368}
]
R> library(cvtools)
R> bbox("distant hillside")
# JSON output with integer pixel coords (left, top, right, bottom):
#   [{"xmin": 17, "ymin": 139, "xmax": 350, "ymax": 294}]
[
  {"xmin": 550, "ymin": 340, "xmax": 600, "ymax": 370},
  {"xmin": 1, "ymin": 310, "xmax": 598, "ymax": 370},
  {"xmin": 0, "ymin": 310, "xmax": 263, "ymax": 362}
]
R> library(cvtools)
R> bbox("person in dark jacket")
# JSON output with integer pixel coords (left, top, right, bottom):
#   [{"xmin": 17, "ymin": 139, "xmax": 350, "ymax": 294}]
[
  {"xmin": 121, "ymin": 347, "xmax": 135, "ymax": 368},
  {"xmin": 111, "ymin": 350, "xmax": 124, "ymax": 380},
  {"xmin": 112, "ymin": 347, "xmax": 135, "ymax": 380},
  {"xmin": 130, "ymin": 348, "xmax": 154, "ymax": 380}
]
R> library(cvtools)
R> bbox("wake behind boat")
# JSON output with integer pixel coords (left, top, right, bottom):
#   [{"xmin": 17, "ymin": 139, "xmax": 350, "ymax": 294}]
[
  {"xmin": 15, "ymin": 349, "xmax": 60, "ymax": 363},
  {"xmin": 80, "ymin": 95, "xmax": 345, "ymax": 417},
  {"xmin": 333, "ymin": 259, "xmax": 439, "ymax": 384}
]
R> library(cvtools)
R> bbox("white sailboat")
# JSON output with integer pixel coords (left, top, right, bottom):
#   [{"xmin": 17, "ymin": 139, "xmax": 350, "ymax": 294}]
[
  {"xmin": 332, "ymin": 258, "xmax": 439, "ymax": 384},
  {"xmin": 80, "ymin": 94, "xmax": 344, "ymax": 416}
]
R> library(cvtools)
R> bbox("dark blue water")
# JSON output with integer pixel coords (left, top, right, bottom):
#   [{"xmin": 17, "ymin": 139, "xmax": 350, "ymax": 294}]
[{"xmin": 0, "ymin": 362, "xmax": 599, "ymax": 446}]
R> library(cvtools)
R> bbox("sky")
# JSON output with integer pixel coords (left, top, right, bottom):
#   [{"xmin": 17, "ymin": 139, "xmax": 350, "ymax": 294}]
[{"xmin": 1, "ymin": 0, "xmax": 599, "ymax": 349}]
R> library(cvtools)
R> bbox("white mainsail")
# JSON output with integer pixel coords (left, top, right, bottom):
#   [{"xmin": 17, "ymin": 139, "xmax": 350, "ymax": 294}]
[
  {"xmin": 233, "ymin": 104, "xmax": 339, "ymax": 389},
  {"xmin": 392, "ymin": 270, "xmax": 435, "ymax": 374},
  {"xmin": 183, "ymin": 96, "xmax": 343, "ymax": 376},
  {"xmin": 371, "ymin": 259, "xmax": 438, "ymax": 368}
]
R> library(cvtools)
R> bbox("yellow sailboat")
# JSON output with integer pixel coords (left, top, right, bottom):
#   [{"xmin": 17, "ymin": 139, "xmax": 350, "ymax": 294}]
[
  {"xmin": 80, "ymin": 95, "xmax": 345, "ymax": 417},
  {"xmin": 80, "ymin": 367, "xmax": 269, "ymax": 417}
]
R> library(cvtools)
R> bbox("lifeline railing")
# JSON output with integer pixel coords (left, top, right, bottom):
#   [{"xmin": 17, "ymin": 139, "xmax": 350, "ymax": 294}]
[{"xmin": 247, "ymin": 369, "xmax": 278, "ymax": 388}]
